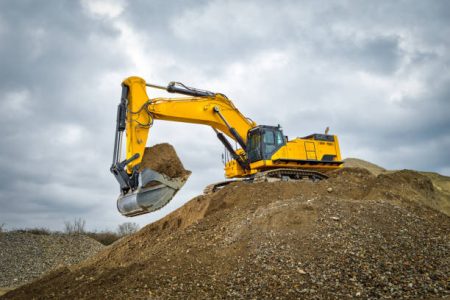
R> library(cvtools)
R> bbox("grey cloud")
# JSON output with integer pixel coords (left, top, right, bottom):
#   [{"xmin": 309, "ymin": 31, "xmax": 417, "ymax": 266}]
[
  {"xmin": 328, "ymin": 35, "xmax": 403, "ymax": 75},
  {"xmin": 0, "ymin": 0, "xmax": 128, "ymax": 230},
  {"xmin": 0, "ymin": 0, "xmax": 449, "ymax": 231}
]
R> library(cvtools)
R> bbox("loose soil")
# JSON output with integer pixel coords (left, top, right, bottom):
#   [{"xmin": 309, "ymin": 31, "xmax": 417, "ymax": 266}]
[
  {"xmin": 4, "ymin": 165, "xmax": 449, "ymax": 299},
  {"xmin": 139, "ymin": 143, "xmax": 191, "ymax": 178},
  {"xmin": 344, "ymin": 158, "xmax": 450, "ymax": 216}
]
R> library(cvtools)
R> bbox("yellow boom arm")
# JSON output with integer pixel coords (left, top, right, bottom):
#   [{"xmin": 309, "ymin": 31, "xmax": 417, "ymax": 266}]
[{"xmin": 122, "ymin": 76, "xmax": 256, "ymax": 174}]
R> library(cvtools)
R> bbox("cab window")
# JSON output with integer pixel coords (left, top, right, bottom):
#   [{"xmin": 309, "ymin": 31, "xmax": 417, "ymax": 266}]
[
  {"xmin": 264, "ymin": 130, "xmax": 276, "ymax": 156},
  {"xmin": 248, "ymin": 132, "xmax": 260, "ymax": 151},
  {"xmin": 263, "ymin": 131, "xmax": 275, "ymax": 144},
  {"xmin": 275, "ymin": 131, "xmax": 284, "ymax": 145}
]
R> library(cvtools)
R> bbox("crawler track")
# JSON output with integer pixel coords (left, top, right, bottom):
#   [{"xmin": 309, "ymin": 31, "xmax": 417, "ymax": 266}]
[{"xmin": 203, "ymin": 168, "xmax": 328, "ymax": 194}]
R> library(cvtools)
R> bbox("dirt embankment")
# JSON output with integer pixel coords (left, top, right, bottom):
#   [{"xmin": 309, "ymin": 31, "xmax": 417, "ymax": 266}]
[
  {"xmin": 344, "ymin": 158, "xmax": 450, "ymax": 216},
  {"xmin": 4, "ymin": 166, "xmax": 449, "ymax": 299},
  {"xmin": 344, "ymin": 158, "xmax": 386, "ymax": 176}
]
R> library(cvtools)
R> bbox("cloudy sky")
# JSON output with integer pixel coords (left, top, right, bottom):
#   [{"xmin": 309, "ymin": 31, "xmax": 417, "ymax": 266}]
[{"xmin": 1, "ymin": 0, "xmax": 449, "ymax": 231}]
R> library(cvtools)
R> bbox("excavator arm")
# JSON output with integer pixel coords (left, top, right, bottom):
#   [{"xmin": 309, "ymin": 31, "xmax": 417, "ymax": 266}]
[
  {"xmin": 121, "ymin": 76, "xmax": 255, "ymax": 174},
  {"xmin": 111, "ymin": 76, "xmax": 256, "ymax": 216}
]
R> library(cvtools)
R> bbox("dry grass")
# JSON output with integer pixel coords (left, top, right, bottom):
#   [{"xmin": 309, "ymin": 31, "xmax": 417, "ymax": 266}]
[
  {"xmin": 85, "ymin": 231, "xmax": 121, "ymax": 245},
  {"xmin": 11, "ymin": 228, "xmax": 52, "ymax": 235},
  {"xmin": 3, "ymin": 223, "xmax": 138, "ymax": 246}
]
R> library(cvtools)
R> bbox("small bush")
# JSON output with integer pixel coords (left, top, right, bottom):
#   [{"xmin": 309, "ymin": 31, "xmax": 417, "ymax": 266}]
[
  {"xmin": 64, "ymin": 218, "xmax": 86, "ymax": 234},
  {"xmin": 86, "ymin": 231, "xmax": 121, "ymax": 245},
  {"xmin": 117, "ymin": 222, "xmax": 139, "ymax": 236}
]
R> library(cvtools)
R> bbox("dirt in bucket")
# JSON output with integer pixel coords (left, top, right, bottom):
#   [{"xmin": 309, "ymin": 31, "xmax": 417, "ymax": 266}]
[{"xmin": 138, "ymin": 143, "xmax": 191, "ymax": 178}]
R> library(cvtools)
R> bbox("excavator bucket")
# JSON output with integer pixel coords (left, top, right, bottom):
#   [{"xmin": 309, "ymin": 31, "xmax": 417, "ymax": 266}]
[
  {"xmin": 117, "ymin": 168, "xmax": 190, "ymax": 217},
  {"xmin": 111, "ymin": 81, "xmax": 193, "ymax": 217}
]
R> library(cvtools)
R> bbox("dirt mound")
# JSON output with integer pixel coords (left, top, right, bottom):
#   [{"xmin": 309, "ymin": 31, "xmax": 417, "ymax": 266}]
[
  {"xmin": 419, "ymin": 172, "xmax": 450, "ymax": 216},
  {"xmin": 343, "ymin": 158, "xmax": 450, "ymax": 216},
  {"xmin": 4, "ymin": 167, "xmax": 449, "ymax": 299},
  {"xmin": 0, "ymin": 233, "xmax": 103, "ymax": 289},
  {"xmin": 139, "ymin": 143, "xmax": 191, "ymax": 178},
  {"xmin": 343, "ymin": 158, "xmax": 386, "ymax": 175}
]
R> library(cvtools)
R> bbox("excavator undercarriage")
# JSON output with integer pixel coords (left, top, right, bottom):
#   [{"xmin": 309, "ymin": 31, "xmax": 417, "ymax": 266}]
[{"xmin": 203, "ymin": 168, "xmax": 330, "ymax": 194}]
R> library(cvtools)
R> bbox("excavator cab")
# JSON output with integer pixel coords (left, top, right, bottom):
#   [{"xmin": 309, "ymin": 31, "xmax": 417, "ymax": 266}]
[{"xmin": 247, "ymin": 125, "xmax": 286, "ymax": 163}]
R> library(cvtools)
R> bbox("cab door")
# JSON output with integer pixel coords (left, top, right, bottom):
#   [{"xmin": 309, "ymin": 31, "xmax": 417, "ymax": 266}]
[{"xmin": 247, "ymin": 130, "xmax": 263, "ymax": 162}]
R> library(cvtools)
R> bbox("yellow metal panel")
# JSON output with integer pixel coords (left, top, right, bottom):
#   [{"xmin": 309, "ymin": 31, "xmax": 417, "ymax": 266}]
[
  {"xmin": 305, "ymin": 142, "xmax": 317, "ymax": 160},
  {"xmin": 122, "ymin": 77, "xmax": 152, "ymax": 173},
  {"xmin": 305, "ymin": 142, "xmax": 315, "ymax": 152},
  {"xmin": 148, "ymin": 95, "xmax": 255, "ymax": 143}
]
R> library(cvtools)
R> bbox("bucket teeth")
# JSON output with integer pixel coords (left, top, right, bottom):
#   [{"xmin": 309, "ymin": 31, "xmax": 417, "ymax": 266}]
[{"xmin": 117, "ymin": 169, "xmax": 190, "ymax": 217}]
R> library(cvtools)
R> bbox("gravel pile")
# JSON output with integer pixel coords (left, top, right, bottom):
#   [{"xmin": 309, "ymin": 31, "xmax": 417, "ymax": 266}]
[
  {"xmin": 0, "ymin": 232, "xmax": 104, "ymax": 288},
  {"xmin": 3, "ymin": 167, "xmax": 450, "ymax": 299}
]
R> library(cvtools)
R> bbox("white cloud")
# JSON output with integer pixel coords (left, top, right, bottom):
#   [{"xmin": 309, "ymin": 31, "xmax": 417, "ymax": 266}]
[
  {"xmin": 113, "ymin": 20, "xmax": 176, "ymax": 79},
  {"xmin": 171, "ymin": 1, "xmax": 270, "ymax": 40},
  {"xmin": 0, "ymin": 90, "xmax": 31, "ymax": 116},
  {"xmin": 81, "ymin": 0, "xmax": 125, "ymax": 19},
  {"xmin": 53, "ymin": 124, "xmax": 84, "ymax": 146}
]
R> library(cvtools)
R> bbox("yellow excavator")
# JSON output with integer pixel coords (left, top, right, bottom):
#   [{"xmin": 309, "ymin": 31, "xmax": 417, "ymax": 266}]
[{"xmin": 111, "ymin": 76, "xmax": 343, "ymax": 217}]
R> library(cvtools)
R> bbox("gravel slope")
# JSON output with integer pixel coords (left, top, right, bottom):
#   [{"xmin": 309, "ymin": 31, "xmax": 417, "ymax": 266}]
[
  {"xmin": 0, "ymin": 233, "xmax": 104, "ymax": 288},
  {"xmin": 3, "ymin": 167, "xmax": 449, "ymax": 299}
]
